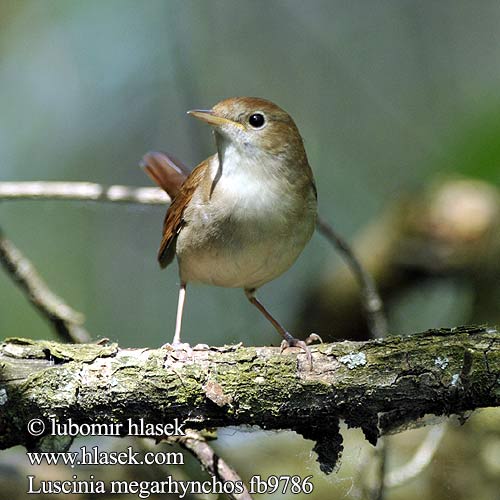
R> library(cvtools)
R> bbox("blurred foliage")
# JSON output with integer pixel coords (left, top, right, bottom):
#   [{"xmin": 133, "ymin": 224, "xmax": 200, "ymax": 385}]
[
  {"xmin": 437, "ymin": 105, "xmax": 500, "ymax": 184},
  {"xmin": 1, "ymin": 1, "xmax": 500, "ymax": 499}
]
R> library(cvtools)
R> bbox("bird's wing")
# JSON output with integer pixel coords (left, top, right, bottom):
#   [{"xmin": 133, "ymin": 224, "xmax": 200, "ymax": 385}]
[
  {"xmin": 157, "ymin": 158, "xmax": 210, "ymax": 268},
  {"xmin": 140, "ymin": 151, "xmax": 190, "ymax": 199}
]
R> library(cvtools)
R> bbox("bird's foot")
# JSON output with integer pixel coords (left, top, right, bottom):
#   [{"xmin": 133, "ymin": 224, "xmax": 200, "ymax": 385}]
[
  {"xmin": 161, "ymin": 342, "xmax": 211, "ymax": 364},
  {"xmin": 161, "ymin": 341, "xmax": 193, "ymax": 362},
  {"xmin": 280, "ymin": 332, "xmax": 322, "ymax": 368}
]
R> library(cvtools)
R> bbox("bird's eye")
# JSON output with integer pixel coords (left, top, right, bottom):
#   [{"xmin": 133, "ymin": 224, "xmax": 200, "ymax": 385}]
[{"xmin": 248, "ymin": 113, "xmax": 265, "ymax": 129}]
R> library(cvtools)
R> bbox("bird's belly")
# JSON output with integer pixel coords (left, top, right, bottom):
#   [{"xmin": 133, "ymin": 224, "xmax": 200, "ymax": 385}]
[{"xmin": 176, "ymin": 214, "xmax": 314, "ymax": 289}]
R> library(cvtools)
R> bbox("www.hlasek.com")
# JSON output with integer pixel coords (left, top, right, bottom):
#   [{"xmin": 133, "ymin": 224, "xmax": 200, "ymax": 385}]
[{"xmin": 25, "ymin": 417, "xmax": 315, "ymax": 496}]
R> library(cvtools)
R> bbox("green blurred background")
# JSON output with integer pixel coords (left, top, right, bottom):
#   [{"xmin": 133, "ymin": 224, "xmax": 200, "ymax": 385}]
[{"xmin": 1, "ymin": 1, "xmax": 499, "ymax": 499}]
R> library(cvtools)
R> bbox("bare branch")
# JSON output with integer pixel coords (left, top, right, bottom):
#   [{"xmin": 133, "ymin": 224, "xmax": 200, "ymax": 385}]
[
  {"xmin": 316, "ymin": 216, "xmax": 387, "ymax": 339},
  {"xmin": 139, "ymin": 433, "xmax": 253, "ymax": 500},
  {"xmin": 385, "ymin": 423, "xmax": 447, "ymax": 488},
  {"xmin": 0, "ymin": 181, "xmax": 169, "ymax": 205},
  {"xmin": 0, "ymin": 227, "xmax": 90, "ymax": 343},
  {"xmin": 172, "ymin": 432, "xmax": 253, "ymax": 500}
]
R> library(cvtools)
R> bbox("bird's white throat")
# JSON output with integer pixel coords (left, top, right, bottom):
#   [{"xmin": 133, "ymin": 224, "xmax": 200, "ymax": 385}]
[{"xmin": 213, "ymin": 140, "xmax": 294, "ymax": 215}]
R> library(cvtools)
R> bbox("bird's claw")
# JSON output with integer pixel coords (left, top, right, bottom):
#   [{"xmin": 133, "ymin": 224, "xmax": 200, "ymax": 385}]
[
  {"xmin": 280, "ymin": 332, "xmax": 320, "ymax": 368},
  {"xmin": 193, "ymin": 343, "xmax": 210, "ymax": 351},
  {"xmin": 305, "ymin": 333, "xmax": 322, "ymax": 345}
]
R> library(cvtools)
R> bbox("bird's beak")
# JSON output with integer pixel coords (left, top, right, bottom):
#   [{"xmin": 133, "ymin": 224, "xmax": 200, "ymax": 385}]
[{"xmin": 187, "ymin": 109, "xmax": 244, "ymax": 130}]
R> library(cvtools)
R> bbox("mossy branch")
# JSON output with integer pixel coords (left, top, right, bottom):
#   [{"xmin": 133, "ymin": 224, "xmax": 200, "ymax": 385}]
[{"xmin": 1, "ymin": 326, "xmax": 498, "ymax": 473}]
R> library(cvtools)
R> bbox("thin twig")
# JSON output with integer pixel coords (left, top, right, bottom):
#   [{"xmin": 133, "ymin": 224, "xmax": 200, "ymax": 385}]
[
  {"xmin": 0, "ymin": 226, "xmax": 91, "ymax": 343},
  {"xmin": 316, "ymin": 216, "xmax": 387, "ymax": 339},
  {"xmin": 0, "ymin": 181, "xmax": 169, "ymax": 204},
  {"xmin": 385, "ymin": 423, "xmax": 446, "ymax": 488},
  {"xmin": 373, "ymin": 441, "xmax": 388, "ymax": 500},
  {"xmin": 139, "ymin": 434, "xmax": 252, "ymax": 500},
  {"xmin": 172, "ymin": 431, "xmax": 253, "ymax": 500}
]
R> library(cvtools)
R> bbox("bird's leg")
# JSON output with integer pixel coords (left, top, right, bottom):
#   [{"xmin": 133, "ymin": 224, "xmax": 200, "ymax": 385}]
[
  {"xmin": 172, "ymin": 282, "xmax": 187, "ymax": 345},
  {"xmin": 162, "ymin": 282, "xmax": 193, "ymax": 357},
  {"xmin": 162, "ymin": 283, "xmax": 209, "ymax": 359},
  {"xmin": 244, "ymin": 288, "xmax": 321, "ymax": 367}
]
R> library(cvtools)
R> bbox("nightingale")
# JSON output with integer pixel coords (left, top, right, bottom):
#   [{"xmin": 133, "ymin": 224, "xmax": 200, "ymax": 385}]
[{"xmin": 142, "ymin": 97, "xmax": 319, "ymax": 362}]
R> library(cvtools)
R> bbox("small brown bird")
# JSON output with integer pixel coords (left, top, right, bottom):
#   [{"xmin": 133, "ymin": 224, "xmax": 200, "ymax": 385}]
[{"xmin": 142, "ymin": 97, "xmax": 319, "ymax": 361}]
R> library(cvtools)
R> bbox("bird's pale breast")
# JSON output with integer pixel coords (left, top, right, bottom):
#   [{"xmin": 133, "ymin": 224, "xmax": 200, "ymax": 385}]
[{"xmin": 175, "ymin": 154, "xmax": 316, "ymax": 289}]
